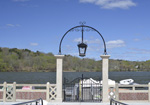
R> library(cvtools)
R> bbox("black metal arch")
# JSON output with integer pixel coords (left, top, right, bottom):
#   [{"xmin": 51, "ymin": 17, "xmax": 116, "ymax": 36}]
[{"xmin": 59, "ymin": 25, "xmax": 107, "ymax": 55}]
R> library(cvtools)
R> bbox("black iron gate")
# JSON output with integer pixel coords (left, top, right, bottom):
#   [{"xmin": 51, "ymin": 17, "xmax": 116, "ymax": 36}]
[{"xmin": 63, "ymin": 74, "xmax": 102, "ymax": 102}]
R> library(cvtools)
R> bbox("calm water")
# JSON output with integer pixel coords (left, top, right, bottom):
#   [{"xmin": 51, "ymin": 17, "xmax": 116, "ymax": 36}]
[{"xmin": 0, "ymin": 72, "xmax": 150, "ymax": 84}]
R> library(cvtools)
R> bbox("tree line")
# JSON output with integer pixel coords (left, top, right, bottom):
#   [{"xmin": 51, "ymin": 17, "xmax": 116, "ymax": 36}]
[{"xmin": 0, "ymin": 47, "xmax": 149, "ymax": 72}]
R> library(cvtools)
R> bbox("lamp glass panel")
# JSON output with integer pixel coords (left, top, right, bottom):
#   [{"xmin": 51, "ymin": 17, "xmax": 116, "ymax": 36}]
[{"xmin": 80, "ymin": 47, "xmax": 85, "ymax": 54}]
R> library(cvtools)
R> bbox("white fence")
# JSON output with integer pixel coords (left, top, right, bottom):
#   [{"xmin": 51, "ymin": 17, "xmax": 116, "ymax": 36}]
[
  {"xmin": 109, "ymin": 83, "xmax": 150, "ymax": 102},
  {"xmin": 0, "ymin": 82, "xmax": 56, "ymax": 102},
  {"xmin": 0, "ymin": 82, "xmax": 150, "ymax": 102}
]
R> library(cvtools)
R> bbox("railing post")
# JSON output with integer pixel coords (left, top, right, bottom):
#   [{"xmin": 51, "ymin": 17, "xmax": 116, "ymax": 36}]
[
  {"xmin": 3, "ymin": 82, "xmax": 7, "ymax": 102},
  {"xmin": 13, "ymin": 82, "xmax": 16, "ymax": 102},
  {"xmin": 115, "ymin": 83, "xmax": 119, "ymax": 100},
  {"xmin": 46, "ymin": 82, "xmax": 50, "ymax": 102},
  {"xmin": 148, "ymin": 82, "xmax": 150, "ymax": 102},
  {"xmin": 132, "ymin": 85, "xmax": 135, "ymax": 91}
]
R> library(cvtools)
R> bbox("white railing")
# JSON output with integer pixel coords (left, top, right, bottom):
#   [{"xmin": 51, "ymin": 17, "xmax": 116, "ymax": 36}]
[
  {"xmin": 0, "ymin": 82, "xmax": 57, "ymax": 102},
  {"xmin": 1, "ymin": 82, "xmax": 150, "ymax": 102},
  {"xmin": 109, "ymin": 83, "xmax": 150, "ymax": 102}
]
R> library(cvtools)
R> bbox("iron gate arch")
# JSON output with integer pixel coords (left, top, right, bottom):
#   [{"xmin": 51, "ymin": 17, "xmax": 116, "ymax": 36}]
[{"xmin": 63, "ymin": 74, "xmax": 102, "ymax": 102}]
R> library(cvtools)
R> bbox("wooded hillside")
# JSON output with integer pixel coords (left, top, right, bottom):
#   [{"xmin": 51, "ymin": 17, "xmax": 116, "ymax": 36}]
[{"xmin": 0, "ymin": 47, "xmax": 149, "ymax": 72}]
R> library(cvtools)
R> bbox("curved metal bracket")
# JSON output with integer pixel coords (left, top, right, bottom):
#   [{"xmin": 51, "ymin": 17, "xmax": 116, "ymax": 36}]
[{"xmin": 59, "ymin": 25, "xmax": 107, "ymax": 55}]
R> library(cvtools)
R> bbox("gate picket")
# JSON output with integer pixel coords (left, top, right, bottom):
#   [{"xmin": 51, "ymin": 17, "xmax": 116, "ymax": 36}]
[{"xmin": 63, "ymin": 74, "xmax": 102, "ymax": 102}]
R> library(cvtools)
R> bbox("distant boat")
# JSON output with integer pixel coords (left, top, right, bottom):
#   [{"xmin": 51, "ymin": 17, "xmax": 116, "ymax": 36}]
[
  {"xmin": 80, "ymin": 78, "xmax": 116, "ymax": 87},
  {"xmin": 119, "ymin": 79, "xmax": 134, "ymax": 85},
  {"xmin": 81, "ymin": 78, "xmax": 101, "ymax": 87},
  {"xmin": 100, "ymin": 79, "xmax": 116, "ymax": 87}
]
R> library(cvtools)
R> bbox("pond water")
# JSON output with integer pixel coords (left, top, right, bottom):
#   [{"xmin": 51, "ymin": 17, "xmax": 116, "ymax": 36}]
[{"xmin": 0, "ymin": 72, "xmax": 149, "ymax": 84}]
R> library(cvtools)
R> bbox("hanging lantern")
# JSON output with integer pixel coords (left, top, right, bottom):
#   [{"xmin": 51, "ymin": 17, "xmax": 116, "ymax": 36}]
[{"xmin": 77, "ymin": 42, "xmax": 87, "ymax": 57}]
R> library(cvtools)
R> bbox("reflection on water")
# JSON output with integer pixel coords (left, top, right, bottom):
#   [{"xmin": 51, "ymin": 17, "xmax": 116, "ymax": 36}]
[{"xmin": 0, "ymin": 72, "xmax": 149, "ymax": 84}]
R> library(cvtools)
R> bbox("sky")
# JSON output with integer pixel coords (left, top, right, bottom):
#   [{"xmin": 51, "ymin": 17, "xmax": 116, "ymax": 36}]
[{"xmin": 0, "ymin": 0, "xmax": 150, "ymax": 61}]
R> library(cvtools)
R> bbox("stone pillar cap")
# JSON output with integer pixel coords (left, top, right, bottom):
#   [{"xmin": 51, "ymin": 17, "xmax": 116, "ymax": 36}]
[{"xmin": 100, "ymin": 55, "xmax": 110, "ymax": 58}]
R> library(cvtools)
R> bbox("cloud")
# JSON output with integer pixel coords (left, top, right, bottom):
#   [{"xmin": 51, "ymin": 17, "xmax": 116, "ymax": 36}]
[
  {"xmin": 133, "ymin": 38, "xmax": 140, "ymax": 41},
  {"xmin": 144, "ymin": 37, "xmax": 150, "ymax": 41},
  {"xmin": 87, "ymin": 38, "xmax": 101, "ymax": 44},
  {"xmin": 6, "ymin": 24, "xmax": 15, "ymax": 27},
  {"xmin": 12, "ymin": 0, "xmax": 29, "ymax": 2},
  {"xmin": 80, "ymin": 0, "xmax": 96, "ymax": 3},
  {"xmin": 127, "ymin": 48, "xmax": 150, "ymax": 54},
  {"xmin": 74, "ymin": 38, "xmax": 101, "ymax": 44},
  {"xmin": 106, "ymin": 39, "xmax": 125, "ymax": 48},
  {"xmin": 74, "ymin": 38, "xmax": 82, "ymax": 42},
  {"xmin": 20, "ymin": 3, "xmax": 39, "ymax": 7},
  {"xmin": 6, "ymin": 24, "xmax": 20, "ymax": 27},
  {"xmin": 16, "ymin": 24, "xmax": 21, "ymax": 27},
  {"xmin": 87, "ymin": 46, "xmax": 101, "ymax": 52},
  {"xmin": 30, "ymin": 43, "xmax": 38, "ymax": 46},
  {"xmin": 79, "ymin": 0, "xmax": 136, "ymax": 9}
]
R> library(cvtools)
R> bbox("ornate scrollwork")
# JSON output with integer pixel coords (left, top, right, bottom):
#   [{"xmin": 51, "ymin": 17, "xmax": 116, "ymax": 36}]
[
  {"xmin": 70, "ymin": 27, "xmax": 94, "ymax": 32},
  {"xmin": 59, "ymin": 22, "xmax": 107, "ymax": 55},
  {"xmin": 79, "ymin": 21, "xmax": 86, "ymax": 25}
]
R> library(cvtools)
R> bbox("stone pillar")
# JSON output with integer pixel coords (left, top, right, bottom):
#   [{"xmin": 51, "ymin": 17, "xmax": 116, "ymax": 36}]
[
  {"xmin": 55, "ymin": 55, "xmax": 65, "ymax": 102},
  {"xmin": 148, "ymin": 82, "xmax": 150, "ymax": 102},
  {"xmin": 100, "ymin": 55, "xmax": 110, "ymax": 102}
]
